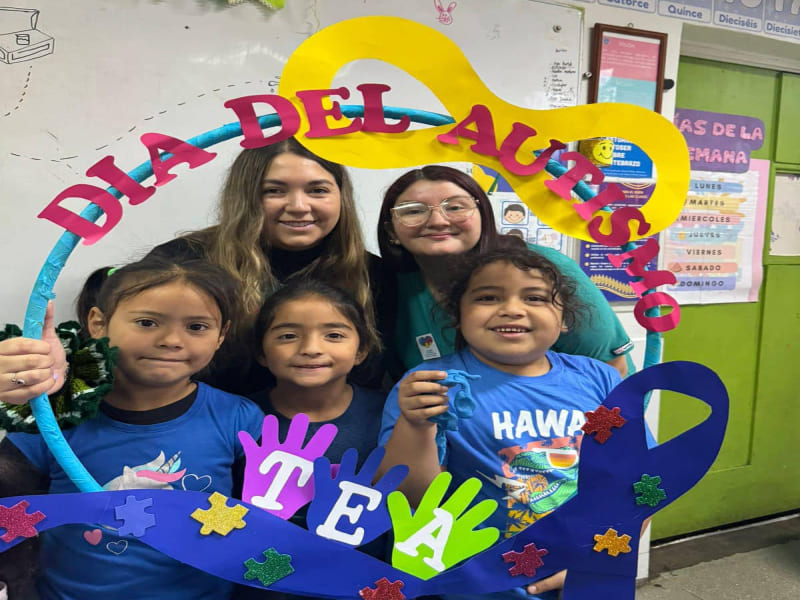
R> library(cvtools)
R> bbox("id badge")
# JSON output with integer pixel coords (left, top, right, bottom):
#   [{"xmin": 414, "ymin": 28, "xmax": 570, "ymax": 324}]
[{"xmin": 416, "ymin": 333, "xmax": 441, "ymax": 360}]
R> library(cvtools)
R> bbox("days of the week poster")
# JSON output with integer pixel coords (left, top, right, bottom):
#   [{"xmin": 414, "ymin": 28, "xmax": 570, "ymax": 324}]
[{"xmin": 662, "ymin": 109, "xmax": 768, "ymax": 304}]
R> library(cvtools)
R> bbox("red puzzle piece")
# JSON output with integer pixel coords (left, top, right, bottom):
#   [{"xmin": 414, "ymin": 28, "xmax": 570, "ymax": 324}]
[
  {"xmin": 359, "ymin": 577, "xmax": 406, "ymax": 600},
  {"xmin": 581, "ymin": 406, "xmax": 627, "ymax": 444},
  {"xmin": 0, "ymin": 500, "xmax": 46, "ymax": 542},
  {"xmin": 503, "ymin": 542, "xmax": 549, "ymax": 577}
]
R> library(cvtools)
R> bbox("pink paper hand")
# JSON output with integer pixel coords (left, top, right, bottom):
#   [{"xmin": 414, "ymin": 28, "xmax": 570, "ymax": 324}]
[{"xmin": 239, "ymin": 413, "xmax": 338, "ymax": 520}]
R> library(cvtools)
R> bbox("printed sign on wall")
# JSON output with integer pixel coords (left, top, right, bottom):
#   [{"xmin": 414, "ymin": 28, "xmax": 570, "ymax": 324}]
[
  {"xmin": 579, "ymin": 182, "xmax": 660, "ymax": 301},
  {"xmin": 662, "ymin": 159, "xmax": 769, "ymax": 304},
  {"xmin": 673, "ymin": 108, "xmax": 765, "ymax": 173},
  {"xmin": 576, "ymin": 0, "xmax": 800, "ymax": 45}
]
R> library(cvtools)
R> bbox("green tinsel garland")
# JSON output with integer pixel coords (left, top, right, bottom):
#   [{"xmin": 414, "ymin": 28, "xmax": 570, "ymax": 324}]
[{"xmin": 0, "ymin": 322, "xmax": 118, "ymax": 433}]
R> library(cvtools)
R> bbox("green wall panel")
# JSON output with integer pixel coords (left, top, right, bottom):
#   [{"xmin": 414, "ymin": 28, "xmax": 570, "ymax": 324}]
[
  {"xmin": 654, "ymin": 57, "xmax": 800, "ymax": 540},
  {"xmin": 775, "ymin": 74, "xmax": 800, "ymax": 164},
  {"xmin": 655, "ymin": 267, "xmax": 800, "ymax": 539}
]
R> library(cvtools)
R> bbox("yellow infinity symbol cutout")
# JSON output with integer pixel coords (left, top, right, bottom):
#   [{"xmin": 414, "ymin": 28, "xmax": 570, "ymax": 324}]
[{"xmin": 279, "ymin": 16, "xmax": 689, "ymax": 241}]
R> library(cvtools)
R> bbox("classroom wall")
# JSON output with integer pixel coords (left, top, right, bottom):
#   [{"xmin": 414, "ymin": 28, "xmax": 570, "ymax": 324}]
[
  {"xmin": 567, "ymin": 1, "xmax": 800, "ymax": 560},
  {"xmin": 0, "ymin": 0, "xmax": 587, "ymax": 326}
]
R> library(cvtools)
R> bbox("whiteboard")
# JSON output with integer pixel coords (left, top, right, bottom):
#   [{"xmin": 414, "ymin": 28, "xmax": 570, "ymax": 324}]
[{"xmin": 0, "ymin": 0, "xmax": 582, "ymax": 323}]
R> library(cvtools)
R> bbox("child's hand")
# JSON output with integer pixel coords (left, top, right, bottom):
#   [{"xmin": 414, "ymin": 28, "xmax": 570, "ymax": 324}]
[
  {"xmin": 0, "ymin": 302, "xmax": 67, "ymax": 405},
  {"xmin": 526, "ymin": 569, "xmax": 566, "ymax": 595},
  {"xmin": 397, "ymin": 370, "xmax": 450, "ymax": 427}
]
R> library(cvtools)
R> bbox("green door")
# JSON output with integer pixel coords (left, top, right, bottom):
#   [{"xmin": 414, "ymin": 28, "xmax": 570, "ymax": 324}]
[{"xmin": 654, "ymin": 58, "xmax": 800, "ymax": 540}]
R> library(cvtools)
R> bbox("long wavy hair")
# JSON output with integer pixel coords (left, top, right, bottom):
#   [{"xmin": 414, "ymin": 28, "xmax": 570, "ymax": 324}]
[
  {"xmin": 377, "ymin": 165, "xmax": 501, "ymax": 272},
  {"xmin": 179, "ymin": 138, "xmax": 374, "ymax": 341}
]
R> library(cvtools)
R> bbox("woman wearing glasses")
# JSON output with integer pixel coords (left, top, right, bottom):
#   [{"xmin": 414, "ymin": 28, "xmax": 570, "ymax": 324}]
[{"xmin": 376, "ymin": 165, "xmax": 632, "ymax": 378}]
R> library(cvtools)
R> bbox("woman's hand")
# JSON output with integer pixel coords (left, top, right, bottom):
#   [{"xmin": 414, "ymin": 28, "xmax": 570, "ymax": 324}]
[
  {"xmin": 0, "ymin": 302, "xmax": 67, "ymax": 405},
  {"xmin": 397, "ymin": 370, "xmax": 450, "ymax": 427}
]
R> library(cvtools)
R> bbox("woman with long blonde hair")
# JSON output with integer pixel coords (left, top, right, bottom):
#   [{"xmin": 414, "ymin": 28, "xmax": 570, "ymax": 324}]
[{"xmin": 149, "ymin": 138, "xmax": 385, "ymax": 394}]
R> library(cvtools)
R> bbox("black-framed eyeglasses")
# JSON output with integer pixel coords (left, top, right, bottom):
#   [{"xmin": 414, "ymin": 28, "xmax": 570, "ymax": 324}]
[{"xmin": 391, "ymin": 195, "xmax": 479, "ymax": 227}]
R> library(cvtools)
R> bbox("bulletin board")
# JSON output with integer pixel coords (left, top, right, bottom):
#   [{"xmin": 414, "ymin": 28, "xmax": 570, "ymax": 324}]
[{"xmin": 0, "ymin": 0, "xmax": 583, "ymax": 323}]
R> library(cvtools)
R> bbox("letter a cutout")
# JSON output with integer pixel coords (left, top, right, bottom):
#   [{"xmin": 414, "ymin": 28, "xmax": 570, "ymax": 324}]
[{"xmin": 394, "ymin": 507, "xmax": 454, "ymax": 573}]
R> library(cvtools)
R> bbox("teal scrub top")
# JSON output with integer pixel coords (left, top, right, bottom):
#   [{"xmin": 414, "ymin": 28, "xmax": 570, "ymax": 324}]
[{"xmin": 391, "ymin": 243, "xmax": 633, "ymax": 374}]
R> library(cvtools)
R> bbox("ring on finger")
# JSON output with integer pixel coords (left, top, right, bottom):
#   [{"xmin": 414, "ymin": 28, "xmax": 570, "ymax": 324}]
[{"xmin": 10, "ymin": 373, "xmax": 26, "ymax": 386}]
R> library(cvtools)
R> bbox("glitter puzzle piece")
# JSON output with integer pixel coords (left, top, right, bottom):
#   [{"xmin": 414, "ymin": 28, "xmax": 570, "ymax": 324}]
[
  {"xmin": 114, "ymin": 495, "xmax": 156, "ymax": 538},
  {"xmin": 243, "ymin": 547, "xmax": 294, "ymax": 587},
  {"xmin": 0, "ymin": 500, "xmax": 45, "ymax": 543},
  {"xmin": 502, "ymin": 542, "xmax": 549, "ymax": 577},
  {"xmin": 581, "ymin": 406, "xmax": 626, "ymax": 444},
  {"xmin": 592, "ymin": 528, "xmax": 632, "ymax": 557},
  {"xmin": 359, "ymin": 577, "xmax": 406, "ymax": 600},
  {"xmin": 191, "ymin": 491, "xmax": 249, "ymax": 536},
  {"xmin": 633, "ymin": 474, "xmax": 667, "ymax": 508}
]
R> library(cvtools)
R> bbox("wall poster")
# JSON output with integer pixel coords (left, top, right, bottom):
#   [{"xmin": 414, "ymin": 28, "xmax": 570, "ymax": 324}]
[{"xmin": 661, "ymin": 159, "xmax": 769, "ymax": 304}]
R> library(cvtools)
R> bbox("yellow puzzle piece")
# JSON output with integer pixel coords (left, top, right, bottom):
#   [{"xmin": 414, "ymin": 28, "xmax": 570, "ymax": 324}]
[
  {"xmin": 191, "ymin": 492, "xmax": 249, "ymax": 536},
  {"xmin": 592, "ymin": 527, "xmax": 632, "ymax": 557}
]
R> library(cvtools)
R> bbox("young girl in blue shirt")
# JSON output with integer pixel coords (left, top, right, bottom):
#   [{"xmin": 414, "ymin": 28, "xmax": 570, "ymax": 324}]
[
  {"xmin": 0, "ymin": 256, "xmax": 264, "ymax": 600},
  {"xmin": 234, "ymin": 278, "xmax": 386, "ymax": 600}
]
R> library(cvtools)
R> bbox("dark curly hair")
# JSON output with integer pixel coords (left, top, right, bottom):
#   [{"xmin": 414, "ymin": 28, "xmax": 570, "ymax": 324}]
[{"xmin": 441, "ymin": 236, "xmax": 587, "ymax": 349}]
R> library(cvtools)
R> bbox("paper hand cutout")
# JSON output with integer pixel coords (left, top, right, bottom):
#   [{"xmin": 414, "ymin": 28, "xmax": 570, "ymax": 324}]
[
  {"xmin": 239, "ymin": 414, "xmax": 337, "ymax": 519},
  {"xmin": 307, "ymin": 447, "xmax": 408, "ymax": 547},
  {"xmin": 388, "ymin": 472, "xmax": 499, "ymax": 580}
]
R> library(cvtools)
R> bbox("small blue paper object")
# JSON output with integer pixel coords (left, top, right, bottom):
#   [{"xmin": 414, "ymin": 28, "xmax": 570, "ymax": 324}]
[{"xmin": 430, "ymin": 370, "xmax": 481, "ymax": 464}]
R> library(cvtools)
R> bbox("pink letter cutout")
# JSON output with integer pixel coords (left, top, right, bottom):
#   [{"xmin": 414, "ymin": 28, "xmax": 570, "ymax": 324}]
[
  {"xmin": 499, "ymin": 126, "xmax": 565, "ymax": 176},
  {"xmin": 86, "ymin": 156, "xmax": 156, "ymax": 206},
  {"xmin": 141, "ymin": 133, "xmax": 217, "ymax": 187},
  {"xmin": 38, "ymin": 184, "xmax": 123, "ymax": 246},
  {"xmin": 296, "ymin": 87, "xmax": 362, "ymax": 138},
  {"xmin": 634, "ymin": 292, "xmax": 681, "ymax": 332},
  {"xmin": 224, "ymin": 94, "xmax": 301, "ymax": 149},
  {"xmin": 358, "ymin": 84, "xmax": 410, "ymax": 133},
  {"xmin": 436, "ymin": 104, "xmax": 500, "ymax": 157}
]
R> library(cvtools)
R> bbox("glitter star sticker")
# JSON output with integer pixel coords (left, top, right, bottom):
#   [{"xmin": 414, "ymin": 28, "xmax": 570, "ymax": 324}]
[
  {"xmin": 593, "ymin": 528, "xmax": 632, "ymax": 557},
  {"xmin": 243, "ymin": 548, "xmax": 294, "ymax": 587},
  {"xmin": 359, "ymin": 577, "xmax": 406, "ymax": 600},
  {"xmin": 582, "ymin": 406, "xmax": 627, "ymax": 443},
  {"xmin": 502, "ymin": 542, "xmax": 549, "ymax": 577},
  {"xmin": 633, "ymin": 474, "xmax": 667, "ymax": 507}
]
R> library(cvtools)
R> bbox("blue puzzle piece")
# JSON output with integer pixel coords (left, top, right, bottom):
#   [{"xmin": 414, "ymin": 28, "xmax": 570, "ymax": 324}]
[{"xmin": 114, "ymin": 495, "xmax": 156, "ymax": 538}]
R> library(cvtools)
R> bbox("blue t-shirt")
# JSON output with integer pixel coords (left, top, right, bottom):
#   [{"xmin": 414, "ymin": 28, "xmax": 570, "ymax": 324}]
[
  {"xmin": 380, "ymin": 349, "xmax": 621, "ymax": 600},
  {"xmin": 8, "ymin": 383, "xmax": 264, "ymax": 600},
  {"xmin": 250, "ymin": 383, "xmax": 384, "ymax": 471}
]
